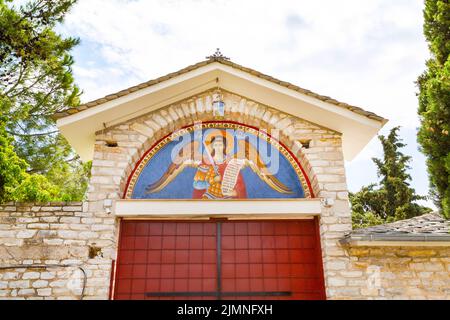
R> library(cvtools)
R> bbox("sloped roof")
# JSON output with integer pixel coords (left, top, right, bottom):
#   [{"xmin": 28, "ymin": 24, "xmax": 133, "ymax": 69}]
[
  {"xmin": 341, "ymin": 213, "xmax": 450, "ymax": 244},
  {"xmin": 54, "ymin": 57, "xmax": 387, "ymax": 123},
  {"xmin": 56, "ymin": 54, "xmax": 388, "ymax": 161}
]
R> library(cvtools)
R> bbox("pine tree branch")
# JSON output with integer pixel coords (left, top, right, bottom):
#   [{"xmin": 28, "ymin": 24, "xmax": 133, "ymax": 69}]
[
  {"xmin": 3, "ymin": 64, "xmax": 26, "ymax": 95},
  {"xmin": 9, "ymin": 71, "xmax": 49, "ymax": 99},
  {"xmin": 6, "ymin": 130, "xmax": 59, "ymax": 137}
]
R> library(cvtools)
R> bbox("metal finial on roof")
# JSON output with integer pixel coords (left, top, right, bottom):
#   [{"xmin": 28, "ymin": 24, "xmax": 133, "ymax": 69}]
[{"xmin": 206, "ymin": 48, "xmax": 230, "ymax": 61}]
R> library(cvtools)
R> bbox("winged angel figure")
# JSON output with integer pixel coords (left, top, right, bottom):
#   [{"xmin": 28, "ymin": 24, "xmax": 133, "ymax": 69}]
[{"xmin": 146, "ymin": 130, "xmax": 293, "ymax": 199}]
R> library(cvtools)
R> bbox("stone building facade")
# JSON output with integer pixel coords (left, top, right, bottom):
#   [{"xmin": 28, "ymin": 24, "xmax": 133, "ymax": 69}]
[{"xmin": 1, "ymin": 56, "xmax": 448, "ymax": 299}]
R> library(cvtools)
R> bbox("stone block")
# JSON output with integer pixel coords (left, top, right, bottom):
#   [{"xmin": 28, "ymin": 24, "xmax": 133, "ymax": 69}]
[
  {"xmin": 49, "ymin": 280, "xmax": 66, "ymax": 288},
  {"xmin": 9, "ymin": 280, "xmax": 30, "ymax": 289},
  {"xmin": 328, "ymin": 278, "xmax": 347, "ymax": 287},
  {"xmin": 58, "ymin": 230, "xmax": 79, "ymax": 239},
  {"xmin": 79, "ymin": 231, "xmax": 100, "ymax": 239},
  {"xmin": 27, "ymin": 223, "xmax": 49, "ymax": 229},
  {"xmin": 0, "ymin": 230, "xmax": 16, "ymax": 237},
  {"xmin": 2, "ymin": 273, "xmax": 19, "ymax": 280},
  {"xmin": 22, "ymin": 272, "xmax": 40, "ymax": 280},
  {"xmin": 37, "ymin": 288, "xmax": 52, "ymax": 296},
  {"xmin": 18, "ymin": 289, "xmax": 35, "ymax": 295},
  {"xmin": 40, "ymin": 272, "xmax": 56, "ymax": 280},
  {"xmin": 60, "ymin": 217, "xmax": 81, "ymax": 224},
  {"xmin": 17, "ymin": 230, "xmax": 37, "ymax": 239},
  {"xmin": 32, "ymin": 280, "xmax": 48, "ymax": 288},
  {"xmin": 327, "ymin": 260, "xmax": 347, "ymax": 271}
]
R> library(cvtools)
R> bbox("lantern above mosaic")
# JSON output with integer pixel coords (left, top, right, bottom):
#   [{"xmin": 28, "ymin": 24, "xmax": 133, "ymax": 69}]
[{"xmin": 125, "ymin": 122, "xmax": 311, "ymax": 199}]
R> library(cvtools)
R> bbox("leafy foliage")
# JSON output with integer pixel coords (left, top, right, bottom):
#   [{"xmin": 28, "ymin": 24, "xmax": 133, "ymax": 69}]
[
  {"xmin": 0, "ymin": 0, "xmax": 89, "ymax": 202},
  {"xmin": 45, "ymin": 157, "xmax": 91, "ymax": 201},
  {"xmin": 0, "ymin": 122, "xmax": 27, "ymax": 202},
  {"xmin": 350, "ymin": 127, "xmax": 432, "ymax": 229},
  {"xmin": 417, "ymin": 0, "xmax": 450, "ymax": 218},
  {"xmin": 0, "ymin": 0, "xmax": 80, "ymax": 120},
  {"xmin": 0, "ymin": 122, "xmax": 60, "ymax": 202}
]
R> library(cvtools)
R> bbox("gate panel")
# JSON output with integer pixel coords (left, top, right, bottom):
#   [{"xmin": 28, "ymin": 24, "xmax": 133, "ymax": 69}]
[
  {"xmin": 113, "ymin": 219, "xmax": 325, "ymax": 300},
  {"xmin": 115, "ymin": 221, "xmax": 217, "ymax": 300},
  {"xmin": 220, "ymin": 221, "xmax": 325, "ymax": 300}
]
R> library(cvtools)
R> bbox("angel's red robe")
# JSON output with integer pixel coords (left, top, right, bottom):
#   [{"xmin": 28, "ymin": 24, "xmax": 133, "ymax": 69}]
[{"xmin": 192, "ymin": 159, "xmax": 247, "ymax": 199}]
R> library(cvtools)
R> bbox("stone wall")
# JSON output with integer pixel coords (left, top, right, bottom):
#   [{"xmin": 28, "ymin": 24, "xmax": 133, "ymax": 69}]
[
  {"xmin": 0, "ymin": 202, "xmax": 115, "ymax": 300},
  {"xmin": 2, "ymin": 202, "xmax": 448, "ymax": 300},
  {"xmin": 334, "ymin": 246, "xmax": 450, "ymax": 300}
]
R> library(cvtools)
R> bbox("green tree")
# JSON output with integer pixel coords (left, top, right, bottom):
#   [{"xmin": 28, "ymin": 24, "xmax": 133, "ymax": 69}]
[
  {"xmin": 0, "ymin": 0, "xmax": 89, "ymax": 201},
  {"xmin": 0, "ymin": 121, "xmax": 61, "ymax": 202},
  {"xmin": 350, "ymin": 127, "xmax": 432, "ymax": 229},
  {"xmin": 0, "ymin": 123, "xmax": 28, "ymax": 202},
  {"xmin": 417, "ymin": 0, "xmax": 450, "ymax": 218},
  {"xmin": 45, "ymin": 159, "xmax": 91, "ymax": 201}
]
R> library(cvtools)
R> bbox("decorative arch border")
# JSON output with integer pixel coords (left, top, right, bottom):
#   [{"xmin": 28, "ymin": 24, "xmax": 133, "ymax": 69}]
[{"xmin": 123, "ymin": 121, "xmax": 315, "ymax": 199}]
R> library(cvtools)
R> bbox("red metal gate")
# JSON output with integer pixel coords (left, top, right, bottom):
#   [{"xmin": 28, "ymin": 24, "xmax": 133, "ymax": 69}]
[{"xmin": 113, "ymin": 219, "xmax": 325, "ymax": 300}]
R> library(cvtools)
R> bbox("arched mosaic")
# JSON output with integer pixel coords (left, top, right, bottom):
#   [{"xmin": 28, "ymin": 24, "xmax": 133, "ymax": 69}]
[{"xmin": 124, "ymin": 122, "xmax": 313, "ymax": 199}]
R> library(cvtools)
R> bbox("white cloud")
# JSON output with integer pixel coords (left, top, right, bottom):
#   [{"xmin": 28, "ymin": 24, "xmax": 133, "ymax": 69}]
[{"xmin": 60, "ymin": 0, "xmax": 434, "ymax": 208}]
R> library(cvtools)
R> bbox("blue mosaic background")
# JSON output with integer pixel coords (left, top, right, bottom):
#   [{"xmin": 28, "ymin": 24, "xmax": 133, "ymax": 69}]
[{"xmin": 130, "ymin": 128, "xmax": 305, "ymax": 199}]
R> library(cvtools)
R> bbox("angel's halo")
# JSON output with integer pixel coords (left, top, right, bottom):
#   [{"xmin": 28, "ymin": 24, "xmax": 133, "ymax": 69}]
[{"xmin": 202, "ymin": 128, "xmax": 236, "ymax": 156}]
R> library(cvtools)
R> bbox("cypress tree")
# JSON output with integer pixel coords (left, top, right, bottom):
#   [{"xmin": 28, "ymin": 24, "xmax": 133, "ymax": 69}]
[
  {"xmin": 350, "ymin": 127, "xmax": 432, "ymax": 228},
  {"xmin": 417, "ymin": 0, "xmax": 450, "ymax": 218}
]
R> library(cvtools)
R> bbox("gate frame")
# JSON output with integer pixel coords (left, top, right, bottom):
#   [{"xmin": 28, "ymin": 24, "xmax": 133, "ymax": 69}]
[{"xmin": 110, "ymin": 218, "xmax": 326, "ymax": 300}]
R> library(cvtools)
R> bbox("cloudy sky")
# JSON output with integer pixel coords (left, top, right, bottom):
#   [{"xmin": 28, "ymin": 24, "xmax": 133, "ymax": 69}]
[{"xmin": 57, "ymin": 0, "xmax": 432, "ymax": 206}]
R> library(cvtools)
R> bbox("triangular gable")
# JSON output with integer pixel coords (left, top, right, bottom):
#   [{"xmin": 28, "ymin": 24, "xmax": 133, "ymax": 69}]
[{"xmin": 56, "ymin": 56, "xmax": 387, "ymax": 161}]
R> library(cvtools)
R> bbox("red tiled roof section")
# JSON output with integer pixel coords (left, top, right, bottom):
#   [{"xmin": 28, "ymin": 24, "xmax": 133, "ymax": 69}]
[{"xmin": 53, "ymin": 58, "xmax": 387, "ymax": 123}]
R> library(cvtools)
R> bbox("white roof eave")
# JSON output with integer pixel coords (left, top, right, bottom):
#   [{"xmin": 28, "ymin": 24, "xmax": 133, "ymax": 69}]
[{"xmin": 57, "ymin": 62, "xmax": 386, "ymax": 161}]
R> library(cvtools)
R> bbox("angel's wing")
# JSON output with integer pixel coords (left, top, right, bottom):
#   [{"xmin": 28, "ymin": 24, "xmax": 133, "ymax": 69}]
[
  {"xmin": 145, "ymin": 140, "xmax": 201, "ymax": 194},
  {"xmin": 236, "ymin": 139, "xmax": 293, "ymax": 194}
]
